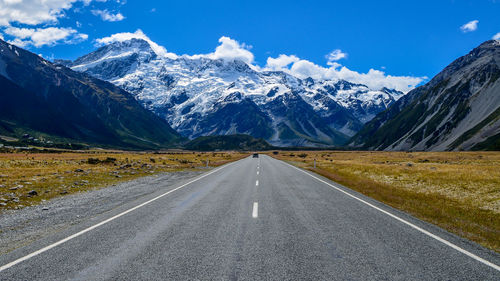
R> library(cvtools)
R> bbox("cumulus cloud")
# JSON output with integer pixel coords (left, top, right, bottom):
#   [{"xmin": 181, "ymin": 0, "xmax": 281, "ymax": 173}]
[
  {"xmin": 185, "ymin": 36, "xmax": 255, "ymax": 65},
  {"xmin": 493, "ymin": 32, "xmax": 500, "ymax": 40},
  {"xmin": 264, "ymin": 48, "xmax": 424, "ymax": 92},
  {"xmin": 5, "ymin": 26, "xmax": 87, "ymax": 47},
  {"xmin": 266, "ymin": 54, "xmax": 425, "ymax": 93},
  {"xmin": 207, "ymin": 36, "xmax": 254, "ymax": 64},
  {"xmin": 95, "ymin": 29, "xmax": 176, "ymax": 58},
  {"xmin": 0, "ymin": 0, "xmax": 105, "ymax": 26},
  {"xmin": 326, "ymin": 49, "xmax": 347, "ymax": 65},
  {"xmin": 0, "ymin": 0, "xmax": 73, "ymax": 26},
  {"xmin": 330, "ymin": 67, "xmax": 426, "ymax": 93},
  {"xmin": 0, "ymin": 0, "xmax": 105, "ymax": 47},
  {"xmin": 265, "ymin": 54, "xmax": 300, "ymax": 70},
  {"xmin": 91, "ymin": 9, "xmax": 125, "ymax": 22},
  {"xmin": 460, "ymin": 20, "xmax": 478, "ymax": 33}
]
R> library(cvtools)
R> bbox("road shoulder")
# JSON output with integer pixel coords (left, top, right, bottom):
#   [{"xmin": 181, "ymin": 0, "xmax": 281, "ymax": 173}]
[{"xmin": 0, "ymin": 170, "xmax": 204, "ymax": 255}]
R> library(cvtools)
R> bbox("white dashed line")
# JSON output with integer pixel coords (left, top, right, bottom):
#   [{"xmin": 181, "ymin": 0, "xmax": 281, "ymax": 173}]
[
  {"xmin": 255, "ymin": 180, "xmax": 259, "ymax": 186},
  {"xmin": 252, "ymin": 202, "xmax": 258, "ymax": 218}
]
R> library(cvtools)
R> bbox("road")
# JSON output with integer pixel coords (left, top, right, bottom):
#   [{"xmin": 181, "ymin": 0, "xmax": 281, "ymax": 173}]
[{"xmin": 0, "ymin": 155, "xmax": 499, "ymax": 280}]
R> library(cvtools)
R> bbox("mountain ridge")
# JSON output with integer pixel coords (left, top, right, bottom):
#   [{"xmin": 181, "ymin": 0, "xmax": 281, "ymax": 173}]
[
  {"xmin": 349, "ymin": 40, "xmax": 500, "ymax": 151},
  {"xmin": 60, "ymin": 38, "xmax": 405, "ymax": 147},
  {"xmin": 0, "ymin": 38, "xmax": 183, "ymax": 150}
]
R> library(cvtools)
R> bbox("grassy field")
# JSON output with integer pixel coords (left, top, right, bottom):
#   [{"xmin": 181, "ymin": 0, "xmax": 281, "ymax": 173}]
[
  {"xmin": 0, "ymin": 150, "xmax": 247, "ymax": 212},
  {"xmin": 269, "ymin": 151, "xmax": 500, "ymax": 252}
]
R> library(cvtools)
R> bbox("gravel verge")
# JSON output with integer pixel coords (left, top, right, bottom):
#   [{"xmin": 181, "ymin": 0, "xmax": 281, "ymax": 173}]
[{"xmin": 0, "ymin": 169, "xmax": 204, "ymax": 255}]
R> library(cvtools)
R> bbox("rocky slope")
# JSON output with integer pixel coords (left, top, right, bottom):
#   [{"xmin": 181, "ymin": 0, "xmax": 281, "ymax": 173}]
[
  {"xmin": 60, "ymin": 38, "xmax": 404, "ymax": 147},
  {"xmin": 350, "ymin": 40, "xmax": 500, "ymax": 151},
  {"xmin": 0, "ymin": 39, "xmax": 182, "ymax": 149}
]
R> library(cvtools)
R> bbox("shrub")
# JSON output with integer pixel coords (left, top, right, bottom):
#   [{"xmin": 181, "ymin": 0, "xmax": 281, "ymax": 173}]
[
  {"xmin": 102, "ymin": 157, "xmax": 116, "ymax": 163},
  {"xmin": 87, "ymin": 158, "xmax": 100, "ymax": 164}
]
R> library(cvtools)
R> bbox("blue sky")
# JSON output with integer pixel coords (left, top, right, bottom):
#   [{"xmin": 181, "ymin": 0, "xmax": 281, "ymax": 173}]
[{"xmin": 1, "ymin": 0, "xmax": 499, "ymax": 91}]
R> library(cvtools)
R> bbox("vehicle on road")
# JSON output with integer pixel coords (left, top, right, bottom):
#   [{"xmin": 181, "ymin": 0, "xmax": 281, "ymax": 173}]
[{"xmin": 253, "ymin": 153, "xmax": 259, "ymax": 158}]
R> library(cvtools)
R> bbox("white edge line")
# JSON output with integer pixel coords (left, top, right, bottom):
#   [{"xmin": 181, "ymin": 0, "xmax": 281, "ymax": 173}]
[
  {"xmin": 252, "ymin": 202, "xmax": 258, "ymax": 218},
  {"xmin": 284, "ymin": 161, "xmax": 500, "ymax": 272},
  {"xmin": 0, "ymin": 161, "xmax": 236, "ymax": 273}
]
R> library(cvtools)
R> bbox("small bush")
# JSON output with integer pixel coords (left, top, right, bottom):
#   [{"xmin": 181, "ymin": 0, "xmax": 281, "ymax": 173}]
[
  {"xmin": 298, "ymin": 153, "xmax": 308, "ymax": 158},
  {"xmin": 87, "ymin": 158, "xmax": 100, "ymax": 164},
  {"xmin": 88, "ymin": 157, "xmax": 116, "ymax": 164},
  {"xmin": 102, "ymin": 157, "xmax": 116, "ymax": 164}
]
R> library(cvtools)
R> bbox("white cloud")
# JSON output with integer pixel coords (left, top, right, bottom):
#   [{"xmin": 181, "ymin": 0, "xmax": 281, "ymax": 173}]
[
  {"xmin": 0, "ymin": 0, "xmax": 73, "ymax": 26},
  {"xmin": 266, "ymin": 54, "xmax": 300, "ymax": 71},
  {"xmin": 185, "ymin": 36, "xmax": 255, "ymax": 65},
  {"xmin": 330, "ymin": 67, "xmax": 426, "ymax": 93},
  {"xmin": 460, "ymin": 20, "xmax": 479, "ymax": 33},
  {"xmin": 95, "ymin": 29, "xmax": 176, "ymax": 58},
  {"xmin": 207, "ymin": 36, "xmax": 254, "ymax": 64},
  {"xmin": 91, "ymin": 9, "xmax": 124, "ymax": 22},
  {"xmin": 4, "ymin": 26, "xmax": 87, "ymax": 47},
  {"xmin": 0, "ymin": 0, "xmax": 105, "ymax": 48},
  {"xmin": 326, "ymin": 49, "xmax": 347, "ymax": 65},
  {"xmin": 266, "ymin": 54, "xmax": 425, "ymax": 92},
  {"xmin": 0, "ymin": 0, "xmax": 106, "ymax": 26},
  {"xmin": 493, "ymin": 32, "xmax": 500, "ymax": 40}
]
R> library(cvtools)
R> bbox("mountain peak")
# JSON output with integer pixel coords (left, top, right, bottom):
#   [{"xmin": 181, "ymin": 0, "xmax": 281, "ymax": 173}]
[
  {"xmin": 477, "ymin": 39, "xmax": 500, "ymax": 49},
  {"xmin": 468, "ymin": 39, "xmax": 500, "ymax": 60},
  {"xmin": 71, "ymin": 38, "xmax": 156, "ymax": 68},
  {"xmin": 106, "ymin": 38, "xmax": 154, "ymax": 52}
]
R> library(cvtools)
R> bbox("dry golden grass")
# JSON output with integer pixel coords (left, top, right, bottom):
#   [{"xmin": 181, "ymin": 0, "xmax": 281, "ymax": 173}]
[
  {"xmin": 269, "ymin": 151, "xmax": 500, "ymax": 252},
  {"xmin": 0, "ymin": 150, "xmax": 247, "ymax": 212}
]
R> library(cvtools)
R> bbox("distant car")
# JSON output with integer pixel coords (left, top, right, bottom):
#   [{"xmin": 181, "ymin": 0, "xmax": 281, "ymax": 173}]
[{"xmin": 253, "ymin": 153, "xmax": 259, "ymax": 158}]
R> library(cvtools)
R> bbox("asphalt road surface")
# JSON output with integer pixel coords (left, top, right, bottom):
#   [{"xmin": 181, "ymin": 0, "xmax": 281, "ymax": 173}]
[{"xmin": 0, "ymin": 155, "xmax": 499, "ymax": 280}]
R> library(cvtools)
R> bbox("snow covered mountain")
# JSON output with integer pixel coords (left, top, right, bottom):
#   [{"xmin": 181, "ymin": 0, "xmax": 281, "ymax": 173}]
[{"xmin": 59, "ymin": 38, "xmax": 404, "ymax": 146}]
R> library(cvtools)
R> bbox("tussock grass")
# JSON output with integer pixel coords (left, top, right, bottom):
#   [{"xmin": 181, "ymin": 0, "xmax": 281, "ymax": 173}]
[
  {"xmin": 270, "ymin": 151, "xmax": 500, "ymax": 252},
  {"xmin": 0, "ymin": 150, "xmax": 247, "ymax": 212}
]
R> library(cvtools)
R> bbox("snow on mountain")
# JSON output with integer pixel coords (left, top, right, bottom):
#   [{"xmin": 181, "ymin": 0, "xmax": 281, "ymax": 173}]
[{"xmin": 60, "ymin": 38, "xmax": 405, "ymax": 146}]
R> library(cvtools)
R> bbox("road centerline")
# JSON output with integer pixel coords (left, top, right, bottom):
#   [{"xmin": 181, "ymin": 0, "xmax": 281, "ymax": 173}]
[{"xmin": 252, "ymin": 202, "xmax": 258, "ymax": 218}]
